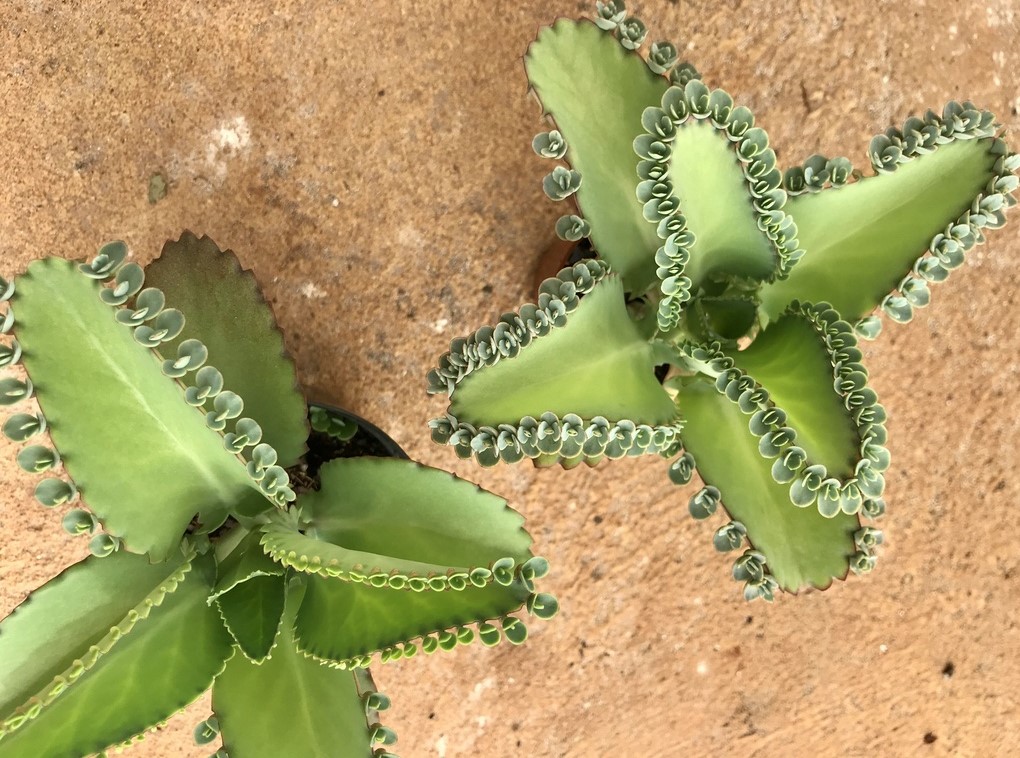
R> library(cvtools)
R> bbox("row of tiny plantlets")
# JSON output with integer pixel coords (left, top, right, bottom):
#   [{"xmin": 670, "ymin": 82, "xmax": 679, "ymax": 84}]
[
  {"xmin": 533, "ymin": 130, "xmax": 591, "ymax": 244},
  {"xmin": 0, "ymin": 243, "xmax": 297, "ymax": 557},
  {"xmin": 354, "ymin": 670, "xmax": 398, "ymax": 755},
  {"xmin": 370, "ymin": 597, "xmax": 551, "ymax": 667},
  {"xmin": 261, "ymin": 516, "xmax": 557, "ymax": 669},
  {"xmin": 666, "ymin": 302, "xmax": 888, "ymax": 596},
  {"xmin": 593, "ymin": 0, "xmax": 698, "ymax": 90},
  {"xmin": 537, "ymin": 7, "xmax": 1020, "ymax": 347},
  {"xmin": 427, "ymin": 260, "xmax": 683, "ymax": 466},
  {"xmin": 538, "ymin": 1, "xmax": 699, "ymax": 250},
  {"xmin": 0, "ymin": 276, "xmax": 116, "ymax": 554},
  {"xmin": 427, "ymin": 260, "xmax": 610, "ymax": 392},
  {"xmin": 0, "ymin": 557, "xmax": 196, "ymax": 739},
  {"xmin": 782, "ymin": 155, "xmax": 855, "ymax": 196},
  {"xmin": 429, "ymin": 409, "xmax": 683, "ymax": 468},
  {"xmin": 664, "ymin": 475, "xmax": 781, "ymax": 601},
  {"xmin": 797, "ymin": 301, "xmax": 886, "ymax": 575},
  {"xmin": 633, "ymin": 78, "xmax": 803, "ymax": 331},
  {"xmin": 667, "ymin": 464, "xmax": 781, "ymax": 602}
]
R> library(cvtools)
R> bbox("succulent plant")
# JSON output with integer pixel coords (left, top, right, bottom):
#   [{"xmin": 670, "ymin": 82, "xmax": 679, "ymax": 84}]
[
  {"xmin": 427, "ymin": 3, "xmax": 1020, "ymax": 601},
  {"xmin": 0, "ymin": 233, "xmax": 556, "ymax": 757}
]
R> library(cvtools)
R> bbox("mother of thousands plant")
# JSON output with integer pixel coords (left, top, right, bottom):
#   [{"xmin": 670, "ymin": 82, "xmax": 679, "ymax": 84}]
[
  {"xmin": 0, "ymin": 233, "xmax": 556, "ymax": 757},
  {"xmin": 427, "ymin": 2, "xmax": 1020, "ymax": 601}
]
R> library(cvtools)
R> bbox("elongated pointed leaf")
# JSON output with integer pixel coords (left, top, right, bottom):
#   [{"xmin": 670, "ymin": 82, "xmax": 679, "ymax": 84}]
[
  {"xmin": 262, "ymin": 458, "xmax": 534, "ymax": 584},
  {"xmin": 652, "ymin": 97, "xmax": 781, "ymax": 288},
  {"xmin": 0, "ymin": 552, "xmax": 185, "ymax": 718},
  {"xmin": 11, "ymin": 258, "xmax": 266, "ymax": 559},
  {"xmin": 213, "ymin": 532, "xmax": 287, "ymax": 663},
  {"xmin": 727, "ymin": 313, "xmax": 859, "ymax": 476},
  {"xmin": 450, "ymin": 274, "xmax": 675, "ymax": 425},
  {"xmin": 215, "ymin": 577, "xmax": 286, "ymax": 663},
  {"xmin": 678, "ymin": 380, "xmax": 858, "ymax": 591},
  {"xmin": 760, "ymin": 121, "xmax": 1011, "ymax": 324},
  {"xmin": 213, "ymin": 583, "xmax": 382, "ymax": 758},
  {"xmin": 526, "ymin": 19, "xmax": 666, "ymax": 291},
  {"xmin": 213, "ymin": 529, "xmax": 287, "ymax": 598},
  {"xmin": 303, "ymin": 458, "xmax": 533, "ymax": 568},
  {"xmin": 262, "ymin": 459, "xmax": 545, "ymax": 664},
  {"xmin": 262, "ymin": 521, "xmax": 471, "ymax": 581},
  {"xmin": 429, "ymin": 265, "xmax": 681, "ymax": 466},
  {"xmin": 0, "ymin": 552, "xmax": 232, "ymax": 756},
  {"xmin": 144, "ymin": 232, "xmax": 307, "ymax": 466},
  {"xmin": 676, "ymin": 305, "xmax": 887, "ymax": 591},
  {"xmin": 294, "ymin": 572, "xmax": 531, "ymax": 666}
]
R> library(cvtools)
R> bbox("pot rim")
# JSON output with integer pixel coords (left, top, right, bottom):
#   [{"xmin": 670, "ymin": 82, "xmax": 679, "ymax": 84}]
[{"xmin": 307, "ymin": 401, "xmax": 409, "ymax": 460}]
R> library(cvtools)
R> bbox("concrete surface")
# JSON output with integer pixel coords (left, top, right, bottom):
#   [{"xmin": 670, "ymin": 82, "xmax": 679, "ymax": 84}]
[{"xmin": 1, "ymin": 1, "xmax": 1019, "ymax": 756}]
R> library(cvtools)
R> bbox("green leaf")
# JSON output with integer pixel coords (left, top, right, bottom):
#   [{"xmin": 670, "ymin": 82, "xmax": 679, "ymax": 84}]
[
  {"xmin": 144, "ymin": 231, "xmax": 308, "ymax": 466},
  {"xmin": 678, "ymin": 380, "xmax": 858, "ymax": 591},
  {"xmin": 660, "ymin": 110, "xmax": 779, "ymax": 288},
  {"xmin": 262, "ymin": 458, "xmax": 534, "ymax": 583},
  {"xmin": 262, "ymin": 523, "xmax": 474, "ymax": 583},
  {"xmin": 215, "ymin": 578, "xmax": 286, "ymax": 664},
  {"xmin": 213, "ymin": 583, "xmax": 381, "ymax": 758},
  {"xmin": 759, "ymin": 130, "xmax": 1002, "ymax": 324},
  {"xmin": 0, "ymin": 552, "xmax": 232, "ymax": 756},
  {"xmin": 293, "ymin": 571, "xmax": 531, "ymax": 666},
  {"xmin": 726, "ymin": 312, "xmax": 860, "ymax": 476},
  {"xmin": 450, "ymin": 273, "xmax": 675, "ymax": 427},
  {"xmin": 429, "ymin": 262, "xmax": 682, "ymax": 465},
  {"xmin": 304, "ymin": 458, "xmax": 533, "ymax": 568},
  {"xmin": 11, "ymin": 258, "xmax": 266, "ymax": 560},
  {"xmin": 0, "ymin": 552, "xmax": 184, "ymax": 719},
  {"xmin": 212, "ymin": 531, "xmax": 287, "ymax": 663},
  {"xmin": 674, "ymin": 306, "xmax": 885, "ymax": 591},
  {"xmin": 526, "ymin": 19, "xmax": 667, "ymax": 291}
]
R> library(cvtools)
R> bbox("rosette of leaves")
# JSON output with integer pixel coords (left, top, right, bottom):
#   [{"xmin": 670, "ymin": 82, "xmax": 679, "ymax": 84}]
[
  {"xmin": 0, "ymin": 233, "xmax": 556, "ymax": 757},
  {"xmin": 426, "ymin": 2, "xmax": 1020, "ymax": 600}
]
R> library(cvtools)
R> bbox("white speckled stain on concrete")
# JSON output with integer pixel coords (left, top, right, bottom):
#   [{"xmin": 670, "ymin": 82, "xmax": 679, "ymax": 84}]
[
  {"xmin": 199, "ymin": 115, "xmax": 252, "ymax": 182},
  {"xmin": 299, "ymin": 281, "xmax": 327, "ymax": 298}
]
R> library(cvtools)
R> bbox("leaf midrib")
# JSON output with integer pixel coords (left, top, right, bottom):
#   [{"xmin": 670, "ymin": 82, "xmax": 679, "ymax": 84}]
[{"xmin": 43, "ymin": 271, "xmax": 257, "ymax": 510}]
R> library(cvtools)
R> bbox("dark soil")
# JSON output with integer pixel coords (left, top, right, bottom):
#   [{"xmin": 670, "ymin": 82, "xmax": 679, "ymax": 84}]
[
  {"xmin": 287, "ymin": 422, "xmax": 403, "ymax": 495},
  {"xmin": 297, "ymin": 429, "xmax": 393, "ymax": 483}
]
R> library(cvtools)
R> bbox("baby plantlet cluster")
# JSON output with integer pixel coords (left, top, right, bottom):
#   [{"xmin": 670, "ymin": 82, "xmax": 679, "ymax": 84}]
[
  {"xmin": 427, "ymin": 2, "xmax": 1020, "ymax": 600},
  {"xmin": 0, "ymin": 234, "xmax": 556, "ymax": 757}
]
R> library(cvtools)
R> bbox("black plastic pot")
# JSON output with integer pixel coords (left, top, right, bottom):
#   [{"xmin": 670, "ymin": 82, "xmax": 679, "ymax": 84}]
[
  {"xmin": 285, "ymin": 403, "xmax": 408, "ymax": 495},
  {"xmin": 306, "ymin": 402, "xmax": 408, "ymax": 460}
]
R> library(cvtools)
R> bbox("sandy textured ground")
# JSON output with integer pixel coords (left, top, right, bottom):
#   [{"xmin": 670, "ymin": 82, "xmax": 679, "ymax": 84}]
[{"xmin": 2, "ymin": 1, "xmax": 1019, "ymax": 756}]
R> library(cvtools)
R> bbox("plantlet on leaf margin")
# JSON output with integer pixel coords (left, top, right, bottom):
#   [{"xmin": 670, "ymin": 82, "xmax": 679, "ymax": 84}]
[
  {"xmin": 0, "ymin": 233, "xmax": 557, "ymax": 757},
  {"xmin": 426, "ymin": 1, "xmax": 1019, "ymax": 601}
]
